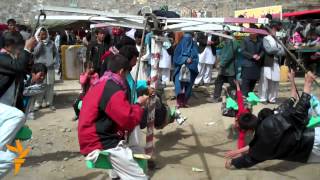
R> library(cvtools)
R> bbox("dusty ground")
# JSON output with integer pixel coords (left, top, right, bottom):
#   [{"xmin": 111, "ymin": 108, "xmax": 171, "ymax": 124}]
[{"xmin": 3, "ymin": 79, "xmax": 320, "ymax": 180}]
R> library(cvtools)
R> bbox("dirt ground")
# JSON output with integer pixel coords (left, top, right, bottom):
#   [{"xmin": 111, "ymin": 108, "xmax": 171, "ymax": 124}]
[{"xmin": 3, "ymin": 80, "xmax": 320, "ymax": 180}]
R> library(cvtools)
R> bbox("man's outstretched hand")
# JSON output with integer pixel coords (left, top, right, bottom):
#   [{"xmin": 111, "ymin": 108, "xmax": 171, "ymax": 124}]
[
  {"xmin": 225, "ymin": 146, "xmax": 249, "ymax": 159},
  {"xmin": 225, "ymin": 149, "xmax": 242, "ymax": 159},
  {"xmin": 304, "ymin": 71, "xmax": 316, "ymax": 94},
  {"xmin": 234, "ymin": 80, "xmax": 241, "ymax": 91},
  {"xmin": 288, "ymin": 69, "xmax": 295, "ymax": 82},
  {"xmin": 137, "ymin": 95, "xmax": 149, "ymax": 106},
  {"xmin": 24, "ymin": 37, "xmax": 37, "ymax": 52}
]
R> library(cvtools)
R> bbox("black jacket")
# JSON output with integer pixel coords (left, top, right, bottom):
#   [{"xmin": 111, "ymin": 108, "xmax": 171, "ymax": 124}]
[
  {"xmin": 197, "ymin": 32, "xmax": 219, "ymax": 55},
  {"xmin": 262, "ymin": 54, "xmax": 276, "ymax": 67},
  {"xmin": 232, "ymin": 93, "xmax": 315, "ymax": 168},
  {"xmin": 86, "ymin": 41, "xmax": 109, "ymax": 73},
  {"xmin": 0, "ymin": 31, "xmax": 24, "ymax": 49},
  {"xmin": 0, "ymin": 50, "xmax": 31, "ymax": 101},
  {"xmin": 240, "ymin": 36, "xmax": 264, "ymax": 68}
]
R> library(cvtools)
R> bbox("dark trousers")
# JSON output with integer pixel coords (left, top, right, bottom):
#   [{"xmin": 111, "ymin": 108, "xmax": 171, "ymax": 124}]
[
  {"xmin": 73, "ymin": 96, "xmax": 82, "ymax": 118},
  {"xmin": 241, "ymin": 78, "xmax": 257, "ymax": 97},
  {"xmin": 213, "ymin": 74, "xmax": 236, "ymax": 99}
]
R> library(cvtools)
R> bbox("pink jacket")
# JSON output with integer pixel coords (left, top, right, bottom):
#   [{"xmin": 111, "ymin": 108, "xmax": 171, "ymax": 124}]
[
  {"xmin": 290, "ymin": 32, "xmax": 303, "ymax": 44},
  {"xmin": 80, "ymin": 72, "xmax": 99, "ymax": 93}
]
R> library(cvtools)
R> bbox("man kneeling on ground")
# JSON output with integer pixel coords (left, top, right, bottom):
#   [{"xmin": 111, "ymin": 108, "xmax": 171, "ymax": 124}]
[{"xmin": 225, "ymin": 72, "xmax": 320, "ymax": 169}]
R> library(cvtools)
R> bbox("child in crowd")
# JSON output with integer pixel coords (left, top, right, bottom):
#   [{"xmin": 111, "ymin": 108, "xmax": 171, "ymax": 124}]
[
  {"xmin": 72, "ymin": 61, "xmax": 99, "ymax": 121},
  {"xmin": 33, "ymin": 27, "xmax": 58, "ymax": 111},
  {"xmin": 290, "ymin": 27, "xmax": 304, "ymax": 47},
  {"xmin": 23, "ymin": 63, "xmax": 47, "ymax": 120},
  {"xmin": 80, "ymin": 61, "xmax": 99, "ymax": 95}
]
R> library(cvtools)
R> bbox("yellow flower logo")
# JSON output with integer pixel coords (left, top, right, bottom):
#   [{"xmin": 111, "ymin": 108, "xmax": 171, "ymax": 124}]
[{"xmin": 6, "ymin": 140, "xmax": 30, "ymax": 175}]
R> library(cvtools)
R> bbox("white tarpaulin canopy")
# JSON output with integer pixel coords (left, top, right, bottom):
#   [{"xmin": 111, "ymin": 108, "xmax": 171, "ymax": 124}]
[
  {"xmin": 36, "ymin": 5, "xmax": 270, "ymax": 34},
  {"xmin": 34, "ymin": 15, "xmax": 114, "ymax": 29}
]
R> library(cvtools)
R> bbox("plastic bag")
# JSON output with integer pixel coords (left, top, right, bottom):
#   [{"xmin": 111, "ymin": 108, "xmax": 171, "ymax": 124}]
[{"xmin": 179, "ymin": 64, "xmax": 191, "ymax": 83}]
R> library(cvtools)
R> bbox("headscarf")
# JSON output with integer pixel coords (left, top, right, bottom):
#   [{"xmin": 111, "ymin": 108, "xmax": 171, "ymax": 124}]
[
  {"xmin": 93, "ymin": 71, "xmax": 127, "ymax": 90},
  {"xmin": 34, "ymin": 26, "xmax": 50, "ymax": 44},
  {"xmin": 173, "ymin": 33, "xmax": 199, "ymax": 72}
]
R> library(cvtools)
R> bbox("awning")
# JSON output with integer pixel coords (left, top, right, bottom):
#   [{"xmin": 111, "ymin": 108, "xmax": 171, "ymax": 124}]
[
  {"xmin": 283, "ymin": 9, "xmax": 320, "ymax": 18},
  {"xmin": 33, "ymin": 15, "xmax": 114, "ymax": 29}
]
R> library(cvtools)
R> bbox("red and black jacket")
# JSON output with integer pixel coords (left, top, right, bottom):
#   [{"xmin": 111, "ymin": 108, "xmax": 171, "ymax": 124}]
[
  {"xmin": 232, "ymin": 93, "xmax": 315, "ymax": 168},
  {"xmin": 78, "ymin": 77, "xmax": 144, "ymax": 155}
]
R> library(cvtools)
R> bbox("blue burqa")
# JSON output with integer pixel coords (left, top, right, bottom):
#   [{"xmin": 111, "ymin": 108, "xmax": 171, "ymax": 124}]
[{"xmin": 173, "ymin": 33, "xmax": 199, "ymax": 101}]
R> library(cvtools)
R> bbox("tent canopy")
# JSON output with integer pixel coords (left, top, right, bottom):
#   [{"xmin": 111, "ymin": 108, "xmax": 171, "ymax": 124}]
[{"xmin": 33, "ymin": 15, "xmax": 115, "ymax": 30}]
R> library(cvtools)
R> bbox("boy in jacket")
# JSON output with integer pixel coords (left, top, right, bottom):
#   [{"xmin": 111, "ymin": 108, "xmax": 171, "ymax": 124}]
[
  {"xmin": 78, "ymin": 54, "xmax": 149, "ymax": 179},
  {"xmin": 23, "ymin": 63, "xmax": 47, "ymax": 120},
  {"xmin": 33, "ymin": 27, "xmax": 58, "ymax": 110}
]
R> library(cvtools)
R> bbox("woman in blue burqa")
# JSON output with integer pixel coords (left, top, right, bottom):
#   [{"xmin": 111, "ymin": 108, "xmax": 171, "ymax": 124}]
[{"xmin": 173, "ymin": 33, "xmax": 199, "ymax": 108}]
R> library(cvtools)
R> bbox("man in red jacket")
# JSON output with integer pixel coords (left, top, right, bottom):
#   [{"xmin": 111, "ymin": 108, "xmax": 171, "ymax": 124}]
[{"xmin": 78, "ymin": 54, "xmax": 148, "ymax": 179}]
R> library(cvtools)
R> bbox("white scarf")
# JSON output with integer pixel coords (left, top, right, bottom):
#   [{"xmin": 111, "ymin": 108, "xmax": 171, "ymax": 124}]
[{"xmin": 34, "ymin": 26, "xmax": 50, "ymax": 44}]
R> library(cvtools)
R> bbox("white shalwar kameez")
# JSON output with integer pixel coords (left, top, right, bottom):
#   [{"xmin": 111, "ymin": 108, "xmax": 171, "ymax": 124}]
[
  {"xmin": 258, "ymin": 61, "xmax": 280, "ymax": 103},
  {"xmin": 258, "ymin": 35, "xmax": 285, "ymax": 103},
  {"xmin": 130, "ymin": 45, "xmax": 149, "ymax": 81},
  {"xmin": 195, "ymin": 35, "xmax": 216, "ymax": 85},
  {"xmin": 159, "ymin": 47, "xmax": 172, "ymax": 84}
]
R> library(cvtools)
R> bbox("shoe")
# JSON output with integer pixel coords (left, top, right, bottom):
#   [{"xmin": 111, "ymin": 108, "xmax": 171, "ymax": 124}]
[
  {"xmin": 268, "ymin": 99, "xmax": 276, "ymax": 104},
  {"xmin": 174, "ymin": 109, "xmax": 187, "ymax": 125},
  {"xmin": 41, "ymin": 102, "xmax": 48, "ymax": 108},
  {"xmin": 147, "ymin": 160, "xmax": 157, "ymax": 170},
  {"xmin": 206, "ymin": 97, "xmax": 222, "ymax": 103},
  {"xmin": 176, "ymin": 116, "xmax": 187, "ymax": 125},
  {"xmin": 72, "ymin": 116, "xmax": 78, "ymax": 121},
  {"xmin": 27, "ymin": 112, "xmax": 35, "ymax": 120},
  {"xmin": 182, "ymin": 104, "xmax": 190, "ymax": 108},
  {"xmin": 49, "ymin": 106, "xmax": 56, "ymax": 111},
  {"xmin": 268, "ymin": 100, "xmax": 276, "ymax": 104},
  {"xmin": 33, "ymin": 105, "xmax": 40, "ymax": 111}
]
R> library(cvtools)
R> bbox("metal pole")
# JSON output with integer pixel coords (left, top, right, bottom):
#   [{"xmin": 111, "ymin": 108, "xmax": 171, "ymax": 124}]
[
  {"xmin": 134, "ymin": 16, "xmax": 149, "ymax": 83},
  {"xmin": 32, "ymin": 10, "xmax": 46, "ymax": 36}
]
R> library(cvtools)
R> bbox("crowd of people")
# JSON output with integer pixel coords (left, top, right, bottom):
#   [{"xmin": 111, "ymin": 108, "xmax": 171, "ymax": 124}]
[{"xmin": 0, "ymin": 13, "xmax": 320, "ymax": 179}]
